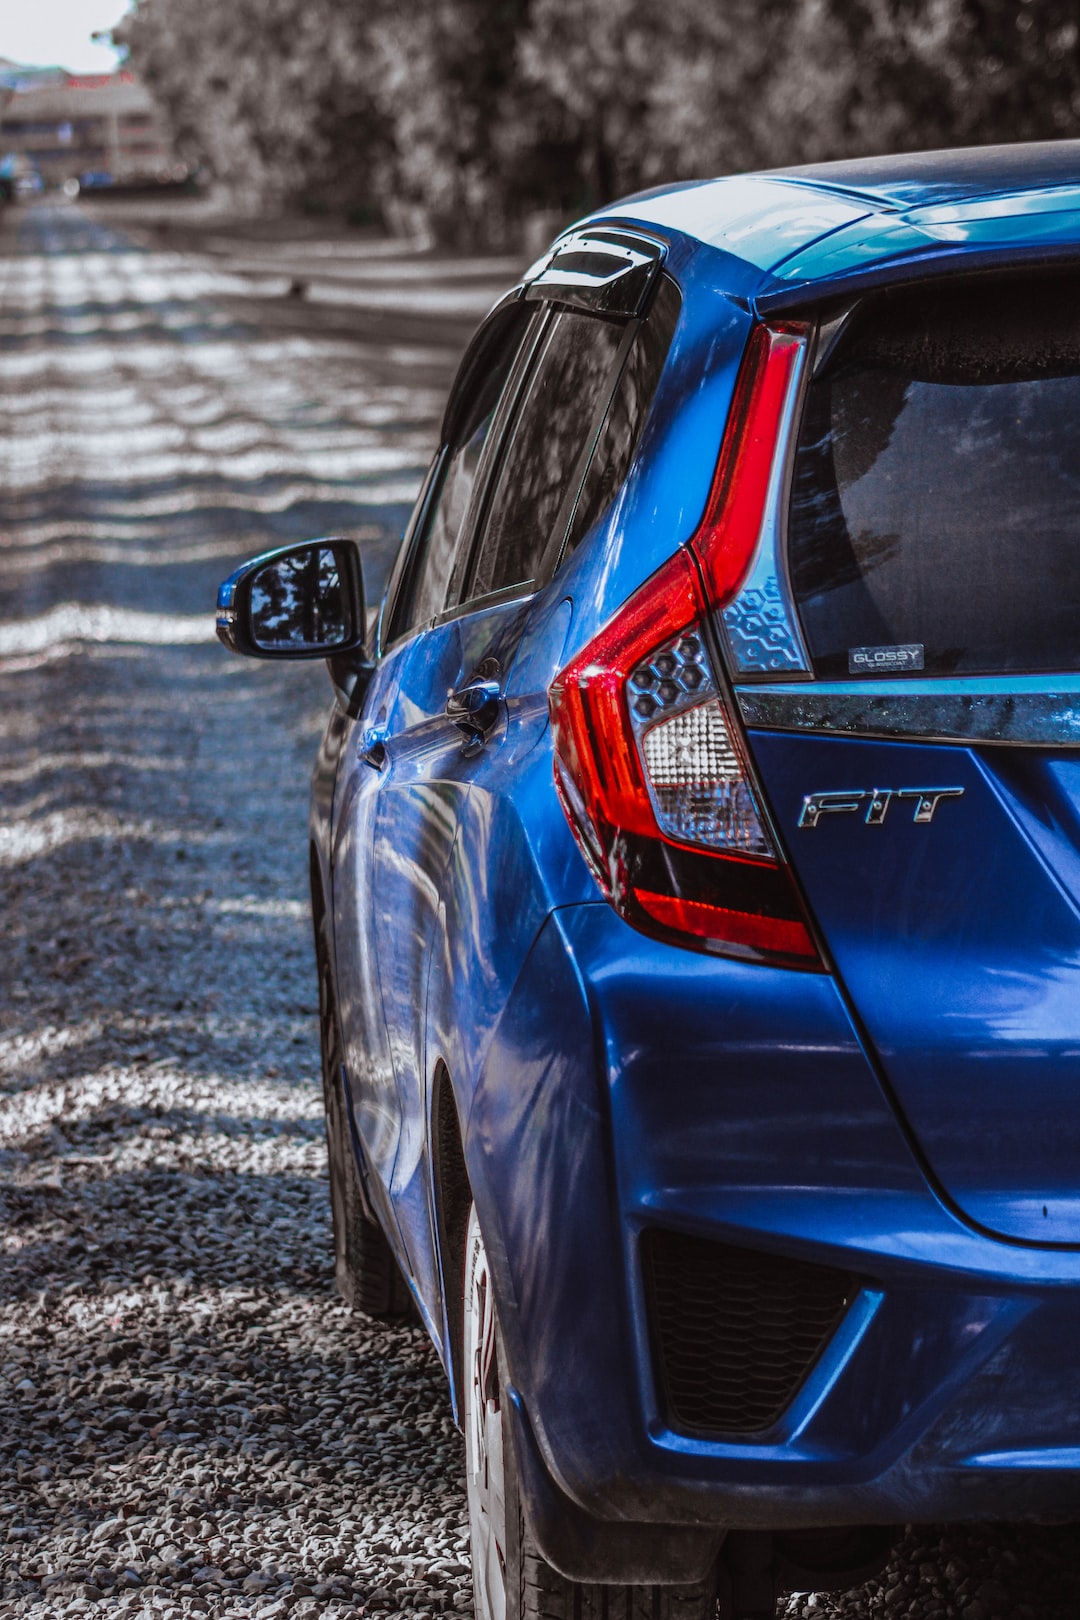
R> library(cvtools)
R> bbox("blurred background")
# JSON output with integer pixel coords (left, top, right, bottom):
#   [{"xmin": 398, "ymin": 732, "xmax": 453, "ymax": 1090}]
[{"xmin": 5, "ymin": 1, "xmax": 1080, "ymax": 246}]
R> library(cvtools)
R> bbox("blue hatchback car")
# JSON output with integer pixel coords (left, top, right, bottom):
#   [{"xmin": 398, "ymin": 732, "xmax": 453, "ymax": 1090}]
[{"xmin": 218, "ymin": 143, "xmax": 1080, "ymax": 1619}]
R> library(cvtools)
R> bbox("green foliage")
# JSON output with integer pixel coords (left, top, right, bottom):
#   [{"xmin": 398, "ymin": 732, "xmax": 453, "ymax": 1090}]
[{"xmin": 117, "ymin": 0, "xmax": 1080, "ymax": 238}]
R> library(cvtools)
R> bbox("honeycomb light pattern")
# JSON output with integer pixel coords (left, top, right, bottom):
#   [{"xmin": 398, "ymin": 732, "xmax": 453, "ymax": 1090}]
[
  {"xmin": 628, "ymin": 629, "xmax": 711, "ymax": 722},
  {"xmin": 722, "ymin": 575, "xmax": 806, "ymax": 674},
  {"xmin": 628, "ymin": 629, "xmax": 769, "ymax": 854},
  {"xmin": 642, "ymin": 1228, "xmax": 857, "ymax": 1437}
]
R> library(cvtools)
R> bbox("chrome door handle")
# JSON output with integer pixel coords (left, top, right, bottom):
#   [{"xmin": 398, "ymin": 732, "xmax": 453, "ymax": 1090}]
[
  {"xmin": 446, "ymin": 678, "xmax": 501, "ymax": 754},
  {"xmin": 360, "ymin": 723, "xmax": 389, "ymax": 769}
]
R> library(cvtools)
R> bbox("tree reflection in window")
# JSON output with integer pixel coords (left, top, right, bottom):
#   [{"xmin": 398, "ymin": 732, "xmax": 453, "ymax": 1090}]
[
  {"xmin": 466, "ymin": 309, "xmax": 624, "ymax": 602},
  {"xmin": 249, "ymin": 546, "xmax": 348, "ymax": 650}
]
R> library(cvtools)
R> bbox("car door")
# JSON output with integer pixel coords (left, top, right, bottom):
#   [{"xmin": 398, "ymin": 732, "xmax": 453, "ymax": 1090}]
[
  {"xmin": 732, "ymin": 269, "xmax": 1080, "ymax": 1247},
  {"xmin": 328, "ymin": 484, "xmax": 435, "ymax": 1239},
  {"xmin": 338, "ymin": 233, "xmax": 672, "ymax": 1298},
  {"xmin": 415, "ymin": 255, "xmax": 683, "ymax": 1270},
  {"xmin": 331, "ymin": 298, "xmax": 535, "ymax": 1252},
  {"xmin": 380, "ymin": 296, "xmax": 636, "ymax": 1285}
]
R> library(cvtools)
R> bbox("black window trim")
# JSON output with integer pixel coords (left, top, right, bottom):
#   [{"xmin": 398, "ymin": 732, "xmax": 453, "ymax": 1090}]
[
  {"xmin": 440, "ymin": 288, "xmax": 528, "ymax": 445},
  {"xmin": 539, "ymin": 311, "xmax": 641, "ymax": 581},
  {"xmin": 446, "ymin": 302, "xmax": 643, "ymax": 624},
  {"xmin": 377, "ymin": 447, "xmax": 446, "ymax": 656},
  {"xmin": 384, "ymin": 236, "xmax": 673, "ymax": 646},
  {"xmin": 429, "ymin": 575, "xmax": 542, "ymax": 631},
  {"xmin": 378, "ymin": 290, "xmax": 540, "ymax": 654},
  {"xmin": 443, "ymin": 302, "xmax": 555, "ymax": 614}
]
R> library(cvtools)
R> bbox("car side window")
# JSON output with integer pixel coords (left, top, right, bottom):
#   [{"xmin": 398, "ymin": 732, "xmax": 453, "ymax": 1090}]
[
  {"xmin": 461, "ymin": 307, "xmax": 626, "ymax": 605},
  {"xmin": 562, "ymin": 274, "xmax": 682, "ymax": 561},
  {"xmin": 385, "ymin": 302, "xmax": 533, "ymax": 645}
]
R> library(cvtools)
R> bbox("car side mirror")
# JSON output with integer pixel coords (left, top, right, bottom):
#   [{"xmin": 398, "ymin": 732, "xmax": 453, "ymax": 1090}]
[{"xmin": 216, "ymin": 539, "xmax": 366, "ymax": 660}]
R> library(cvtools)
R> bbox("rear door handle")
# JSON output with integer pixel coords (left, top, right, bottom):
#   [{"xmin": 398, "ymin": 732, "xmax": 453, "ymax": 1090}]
[
  {"xmin": 360, "ymin": 723, "xmax": 389, "ymax": 769},
  {"xmin": 446, "ymin": 677, "xmax": 502, "ymax": 755}
]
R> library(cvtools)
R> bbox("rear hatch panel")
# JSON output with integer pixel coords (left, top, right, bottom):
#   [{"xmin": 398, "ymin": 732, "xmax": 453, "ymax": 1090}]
[
  {"xmin": 729, "ymin": 262, "xmax": 1080, "ymax": 1247},
  {"xmin": 745, "ymin": 725, "xmax": 1080, "ymax": 1245}
]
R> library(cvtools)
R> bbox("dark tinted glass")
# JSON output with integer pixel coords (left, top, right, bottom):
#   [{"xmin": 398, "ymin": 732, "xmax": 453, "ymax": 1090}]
[
  {"xmin": 403, "ymin": 416, "xmax": 494, "ymax": 632},
  {"xmin": 389, "ymin": 303, "xmax": 531, "ymax": 641},
  {"xmin": 564, "ymin": 275, "xmax": 681, "ymax": 558},
  {"xmin": 466, "ymin": 308, "xmax": 624, "ymax": 602},
  {"xmin": 790, "ymin": 274, "xmax": 1080, "ymax": 678}
]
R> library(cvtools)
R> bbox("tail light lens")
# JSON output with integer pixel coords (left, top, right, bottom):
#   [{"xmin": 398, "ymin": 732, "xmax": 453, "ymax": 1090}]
[{"xmin": 549, "ymin": 322, "xmax": 820, "ymax": 968}]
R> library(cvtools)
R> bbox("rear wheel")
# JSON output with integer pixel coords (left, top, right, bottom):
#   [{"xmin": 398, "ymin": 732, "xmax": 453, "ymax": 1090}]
[
  {"xmin": 463, "ymin": 1203, "xmax": 719, "ymax": 1620},
  {"xmin": 316, "ymin": 919, "xmax": 411, "ymax": 1319}
]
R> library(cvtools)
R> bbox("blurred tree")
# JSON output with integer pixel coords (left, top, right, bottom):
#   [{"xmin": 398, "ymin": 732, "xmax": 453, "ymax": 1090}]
[
  {"xmin": 729, "ymin": 0, "xmax": 965, "ymax": 167},
  {"xmin": 510, "ymin": 0, "xmax": 790, "ymax": 203},
  {"xmin": 736, "ymin": 0, "xmax": 1080, "ymax": 167},
  {"xmin": 117, "ymin": 0, "xmax": 1080, "ymax": 238},
  {"xmin": 944, "ymin": 0, "xmax": 1080, "ymax": 141},
  {"xmin": 511, "ymin": 0, "xmax": 1080, "ymax": 201},
  {"xmin": 116, "ymin": 0, "xmax": 388, "ymax": 213},
  {"xmin": 508, "ymin": 0, "xmax": 661, "ymax": 211},
  {"xmin": 503, "ymin": 0, "xmax": 967, "ymax": 215},
  {"xmin": 368, "ymin": 0, "xmax": 527, "ymax": 242}
]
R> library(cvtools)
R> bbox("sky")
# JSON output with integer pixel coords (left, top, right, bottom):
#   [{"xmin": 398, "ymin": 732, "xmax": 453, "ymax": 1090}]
[{"xmin": 0, "ymin": 0, "xmax": 133, "ymax": 73}]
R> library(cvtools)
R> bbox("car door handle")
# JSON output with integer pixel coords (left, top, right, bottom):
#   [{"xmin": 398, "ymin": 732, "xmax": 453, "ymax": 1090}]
[
  {"xmin": 446, "ymin": 678, "xmax": 502, "ymax": 754},
  {"xmin": 360, "ymin": 723, "xmax": 390, "ymax": 770}
]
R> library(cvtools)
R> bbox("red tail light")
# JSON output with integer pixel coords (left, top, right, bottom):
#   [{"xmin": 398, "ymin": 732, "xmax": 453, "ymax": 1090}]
[{"xmin": 549, "ymin": 322, "xmax": 820, "ymax": 968}]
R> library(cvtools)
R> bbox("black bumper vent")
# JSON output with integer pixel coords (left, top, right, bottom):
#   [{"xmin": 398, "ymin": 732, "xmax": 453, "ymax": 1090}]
[{"xmin": 642, "ymin": 1228, "xmax": 858, "ymax": 1437}]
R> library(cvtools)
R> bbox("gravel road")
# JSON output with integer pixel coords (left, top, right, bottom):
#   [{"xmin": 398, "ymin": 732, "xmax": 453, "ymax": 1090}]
[
  {"xmin": 0, "ymin": 199, "xmax": 481, "ymax": 1620},
  {"xmin": 1, "ymin": 199, "xmax": 1078, "ymax": 1620}
]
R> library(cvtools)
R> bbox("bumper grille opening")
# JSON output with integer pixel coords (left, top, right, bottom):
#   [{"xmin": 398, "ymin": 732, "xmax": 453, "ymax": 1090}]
[{"xmin": 642, "ymin": 1227, "xmax": 858, "ymax": 1438}]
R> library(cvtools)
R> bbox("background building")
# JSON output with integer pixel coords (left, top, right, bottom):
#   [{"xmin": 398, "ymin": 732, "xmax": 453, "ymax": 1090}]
[{"xmin": 0, "ymin": 66, "xmax": 184, "ymax": 191}]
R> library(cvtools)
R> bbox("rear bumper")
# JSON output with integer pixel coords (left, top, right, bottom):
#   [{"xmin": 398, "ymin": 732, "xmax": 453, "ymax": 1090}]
[{"xmin": 466, "ymin": 903, "xmax": 1080, "ymax": 1534}]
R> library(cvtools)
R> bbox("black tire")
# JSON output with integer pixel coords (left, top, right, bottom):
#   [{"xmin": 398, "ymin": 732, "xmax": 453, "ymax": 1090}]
[
  {"xmin": 316, "ymin": 918, "xmax": 412, "ymax": 1319},
  {"xmin": 515, "ymin": 1551, "xmax": 718, "ymax": 1620},
  {"xmin": 462, "ymin": 1203, "xmax": 719, "ymax": 1620}
]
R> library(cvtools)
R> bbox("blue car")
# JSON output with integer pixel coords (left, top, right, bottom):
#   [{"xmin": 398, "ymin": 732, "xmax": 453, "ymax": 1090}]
[{"xmin": 218, "ymin": 142, "xmax": 1080, "ymax": 1619}]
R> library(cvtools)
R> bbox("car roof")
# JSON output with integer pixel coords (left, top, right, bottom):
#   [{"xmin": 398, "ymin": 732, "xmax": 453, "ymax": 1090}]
[
  {"xmin": 594, "ymin": 140, "xmax": 1080, "ymax": 312},
  {"xmin": 771, "ymin": 140, "xmax": 1080, "ymax": 209}
]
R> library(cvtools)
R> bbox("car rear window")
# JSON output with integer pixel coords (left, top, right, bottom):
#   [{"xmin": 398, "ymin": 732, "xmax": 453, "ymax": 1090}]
[{"xmin": 788, "ymin": 273, "xmax": 1080, "ymax": 678}]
